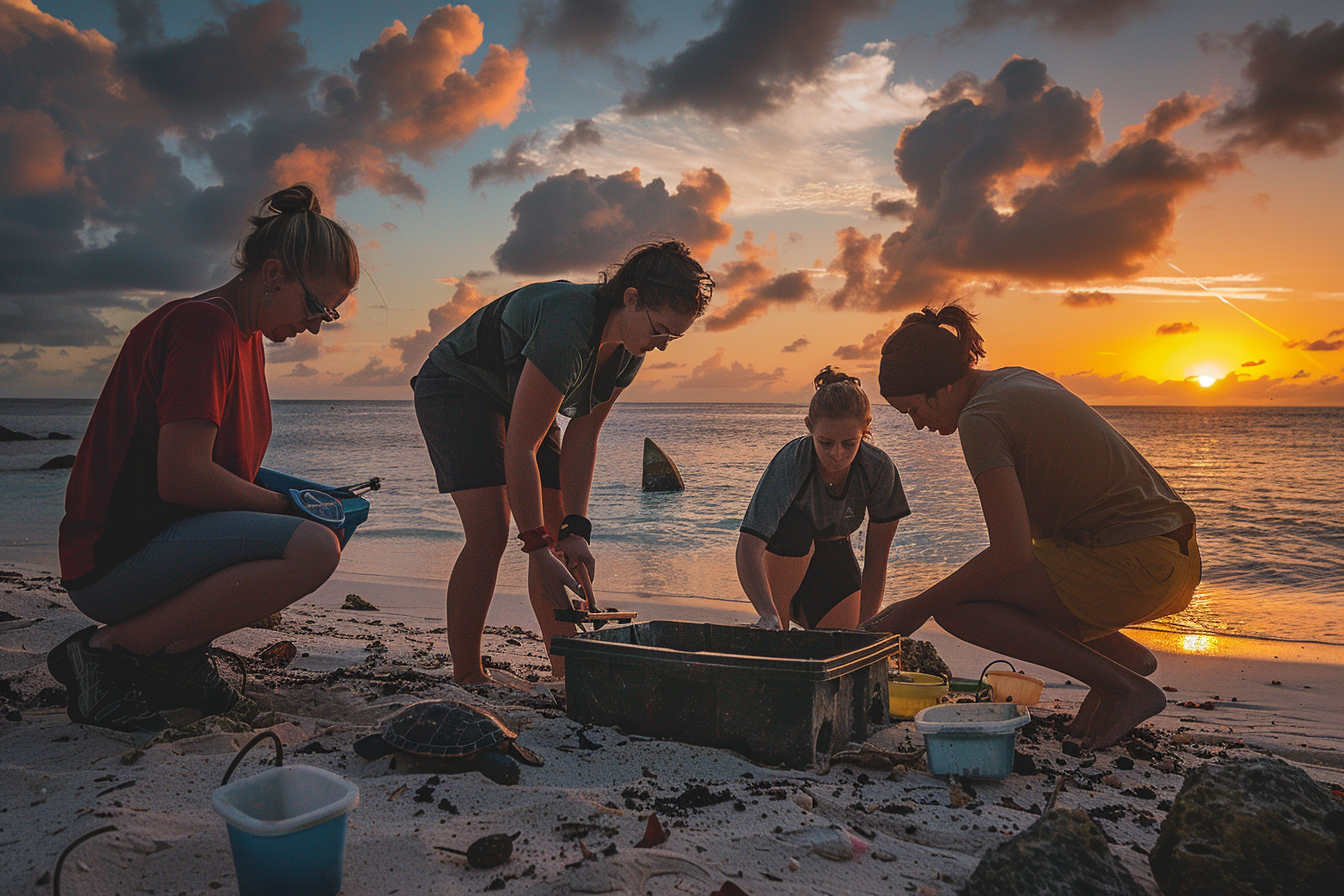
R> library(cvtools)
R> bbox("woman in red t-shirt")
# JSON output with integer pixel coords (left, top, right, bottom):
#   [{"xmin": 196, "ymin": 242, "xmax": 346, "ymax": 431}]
[{"xmin": 49, "ymin": 184, "xmax": 359, "ymax": 732}]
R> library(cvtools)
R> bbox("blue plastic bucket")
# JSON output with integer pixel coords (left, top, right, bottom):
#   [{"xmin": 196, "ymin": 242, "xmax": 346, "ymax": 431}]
[
  {"xmin": 914, "ymin": 702, "xmax": 1030, "ymax": 779},
  {"xmin": 212, "ymin": 765, "xmax": 359, "ymax": 896}
]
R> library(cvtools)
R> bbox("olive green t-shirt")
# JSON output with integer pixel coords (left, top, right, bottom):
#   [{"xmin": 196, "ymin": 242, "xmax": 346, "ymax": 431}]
[
  {"xmin": 426, "ymin": 281, "xmax": 642, "ymax": 418},
  {"xmin": 958, "ymin": 368, "xmax": 1195, "ymax": 547}
]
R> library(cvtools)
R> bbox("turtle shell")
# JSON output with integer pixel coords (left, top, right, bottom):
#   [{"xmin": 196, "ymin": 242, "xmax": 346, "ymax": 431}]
[{"xmin": 378, "ymin": 700, "xmax": 517, "ymax": 758}]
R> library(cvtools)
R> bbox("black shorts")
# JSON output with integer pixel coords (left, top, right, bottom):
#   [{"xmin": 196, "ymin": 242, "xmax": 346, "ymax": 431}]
[
  {"xmin": 413, "ymin": 361, "xmax": 561, "ymax": 494},
  {"xmin": 785, "ymin": 538, "xmax": 862, "ymax": 628}
]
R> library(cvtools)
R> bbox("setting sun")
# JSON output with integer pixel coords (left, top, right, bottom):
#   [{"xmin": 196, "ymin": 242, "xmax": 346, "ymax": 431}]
[{"xmin": 1197, "ymin": 375, "xmax": 1217, "ymax": 388}]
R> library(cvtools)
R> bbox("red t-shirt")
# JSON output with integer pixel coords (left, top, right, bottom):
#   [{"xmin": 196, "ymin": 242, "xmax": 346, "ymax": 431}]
[{"xmin": 59, "ymin": 297, "xmax": 272, "ymax": 587}]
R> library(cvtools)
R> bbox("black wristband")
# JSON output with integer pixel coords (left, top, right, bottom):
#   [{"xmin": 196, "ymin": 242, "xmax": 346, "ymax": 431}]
[{"xmin": 558, "ymin": 514, "xmax": 592, "ymax": 543}]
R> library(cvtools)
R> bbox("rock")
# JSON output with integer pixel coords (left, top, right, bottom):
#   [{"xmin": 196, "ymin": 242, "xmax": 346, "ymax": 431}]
[
  {"xmin": 958, "ymin": 808, "xmax": 1145, "ymax": 896},
  {"xmin": 642, "ymin": 438, "xmax": 684, "ymax": 491},
  {"xmin": 0, "ymin": 425, "xmax": 36, "ymax": 442},
  {"xmin": 897, "ymin": 638, "xmax": 952, "ymax": 679},
  {"xmin": 38, "ymin": 455, "xmax": 76, "ymax": 470},
  {"xmin": 1150, "ymin": 756, "xmax": 1344, "ymax": 896},
  {"xmin": 341, "ymin": 593, "xmax": 380, "ymax": 611},
  {"xmin": 46, "ymin": 431, "xmax": 73, "ymax": 440}
]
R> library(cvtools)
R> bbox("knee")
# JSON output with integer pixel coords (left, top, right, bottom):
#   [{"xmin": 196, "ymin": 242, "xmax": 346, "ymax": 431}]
[
  {"xmin": 463, "ymin": 519, "xmax": 511, "ymax": 558},
  {"xmin": 1134, "ymin": 652, "xmax": 1158, "ymax": 677},
  {"xmin": 286, "ymin": 521, "xmax": 342, "ymax": 584}
]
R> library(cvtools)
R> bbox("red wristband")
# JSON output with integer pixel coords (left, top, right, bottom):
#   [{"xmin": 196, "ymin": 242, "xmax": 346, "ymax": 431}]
[{"xmin": 518, "ymin": 526, "xmax": 556, "ymax": 553}]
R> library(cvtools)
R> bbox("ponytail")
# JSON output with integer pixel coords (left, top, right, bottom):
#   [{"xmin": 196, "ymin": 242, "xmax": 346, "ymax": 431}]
[{"xmin": 879, "ymin": 302, "xmax": 985, "ymax": 398}]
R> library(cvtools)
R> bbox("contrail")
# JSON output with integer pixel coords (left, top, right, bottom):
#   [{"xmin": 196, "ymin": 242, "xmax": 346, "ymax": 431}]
[{"xmin": 1165, "ymin": 261, "xmax": 1327, "ymax": 371}]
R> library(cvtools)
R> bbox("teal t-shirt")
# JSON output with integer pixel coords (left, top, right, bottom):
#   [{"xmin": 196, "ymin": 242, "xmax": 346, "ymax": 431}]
[{"xmin": 426, "ymin": 281, "xmax": 643, "ymax": 418}]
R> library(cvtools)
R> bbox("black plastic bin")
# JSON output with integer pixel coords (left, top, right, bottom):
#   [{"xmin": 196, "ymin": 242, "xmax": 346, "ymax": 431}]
[{"xmin": 550, "ymin": 622, "xmax": 899, "ymax": 769}]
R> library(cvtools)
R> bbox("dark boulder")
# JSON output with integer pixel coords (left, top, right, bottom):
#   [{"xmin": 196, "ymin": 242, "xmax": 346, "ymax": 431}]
[
  {"xmin": 1150, "ymin": 756, "xmax": 1344, "ymax": 896},
  {"xmin": 642, "ymin": 437, "xmax": 684, "ymax": 491},
  {"xmin": 46, "ymin": 431, "xmax": 73, "ymax": 440},
  {"xmin": 959, "ymin": 808, "xmax": 1145, "ymax": 896},
  {"xmin": 0, "ymin": 425, "xmax": 36, "ymax": 442},
  {"xmin": 38, "ymin": 455, "xmax": 76, "ymax": 470}
]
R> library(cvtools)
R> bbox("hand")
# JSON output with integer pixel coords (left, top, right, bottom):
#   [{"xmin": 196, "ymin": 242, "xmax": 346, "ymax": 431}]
[
  {"xmin": 751, "ymin": 613, "xmax": 783, "ymax": 630},
  {"xmin": 529, "ymin": 548, "xmax": 584, "ymax": 611},
  {"xmin": 556, "ymin": 534, "xmax": 595, "ymax": 584},
  {"xmin": 861, "ymin": 599, "xmax": 929, "ymax": 636}
]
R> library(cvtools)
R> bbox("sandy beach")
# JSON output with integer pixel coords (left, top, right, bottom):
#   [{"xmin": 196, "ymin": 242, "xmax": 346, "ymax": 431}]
[{"xmin": 2, "ymin": 565, "xmax": 1342, "ymax": 895}]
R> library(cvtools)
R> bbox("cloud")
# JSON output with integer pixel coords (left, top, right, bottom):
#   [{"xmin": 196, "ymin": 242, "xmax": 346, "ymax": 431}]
[
  {"xmin": 555, "ymin": 118, "xmax": 603, "ymax": 154},
  {"xmin": 0, "ymin": 1, "xmax": 529, "ymax": 347},
  {"xmin": 675, "ymin": 348, "xmax": 787, "ymax": 392},
  {"xmin": 871, "ymin": 194, "xmax": 914, "ymax": 220},
  {"xmin": 1208, "ymin": 19, "xmax": 1344, "ymax": 158},
  {"xmin": 1156, "ymin": 321, "xmax": 1199, "ymax": 335},
  {"xmin": 821, "ymin": 58, "xmax": 1237, "ymax": 309},
  {"xmin": 1242, "ymin": 358, "xmax": 1266, "ymax": 367},
  {"xmin": 948, "ymin": 0, "xmax": 1163, "ymax": 37},
  {"xmin": 492, "ymin": 167, "xmax": 733, "ymax": 276},
  {"xmin": 646, "ymin": 360, "xmax": 682, "ymax": 369},
  {"xmin": 468, "ymin": 132, "xmax": 545, "ymax": 189},
  {"xmin": 701, "ymin": 232, "xmax": 815, "ymax": 330},
  {"xmin": 1057, "ymin": 369, "xmax": 1344, "ymax": 404},
  {"xmin": 340, "ymin": 356, "xmax": 414, "ymax": 388},
  {"xmin": 518, "ymin": 0, "xmax": 650, "ymax": 55},
  {"xmin": 1283, "ymin": 337, "xmax": 1344, "ymax": 351},
  {"xmin": 73, "ymin": 352, "xmax": 119, "ymax": 385},
  {"xmin": 1062, "ymin": 290, "xmax": 1116, "ymax": 308},
  {"xmin": 265, "ymin": 332, "xmax": 324, "ymax": 364},
  {"xmin": 286, "ymin": 362, "xmax": 320, "ymax": 377},
  {"xmin": 782, "ymin": 337, "xmax": 811, "ymax": 352},
  {"xmin": 832, "ymin": 321, "xmax": 893, "ymax": 360},
  {"xmin": 621, "ymin": 0, "xmax": 892, "ymax": 123},
  {"xmin": 389, "ymin": 278, "xmax": 490, "ymax": 370}
]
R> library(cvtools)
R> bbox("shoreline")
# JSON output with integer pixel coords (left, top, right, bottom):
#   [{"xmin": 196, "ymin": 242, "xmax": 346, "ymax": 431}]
[{"xmin": 3, "ymin": 563, "xmax": 1342, "ymax": 893}]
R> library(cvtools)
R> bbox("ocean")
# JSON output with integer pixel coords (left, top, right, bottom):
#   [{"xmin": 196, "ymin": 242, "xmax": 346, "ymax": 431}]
[{"xmin": 3, "ymin": 399, "xmax": 1341, "ymax": 652}]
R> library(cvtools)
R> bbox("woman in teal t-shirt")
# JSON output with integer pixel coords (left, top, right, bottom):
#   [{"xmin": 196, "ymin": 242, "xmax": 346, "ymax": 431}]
[{"xmin": 413, "ymin": 241, "xmax": 713, "ymax": 684}]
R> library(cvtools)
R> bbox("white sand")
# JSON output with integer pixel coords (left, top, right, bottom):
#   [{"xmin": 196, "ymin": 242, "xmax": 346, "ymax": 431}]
[{"xmin": 2, "ymin": 566, "xmax": 1341, "ymax": 895}]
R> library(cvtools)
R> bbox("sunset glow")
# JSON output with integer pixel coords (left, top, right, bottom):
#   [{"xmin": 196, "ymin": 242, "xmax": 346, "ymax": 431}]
[{"xmin": 1, "ymin": 1, "xmax": 1341, "ymax": 405}]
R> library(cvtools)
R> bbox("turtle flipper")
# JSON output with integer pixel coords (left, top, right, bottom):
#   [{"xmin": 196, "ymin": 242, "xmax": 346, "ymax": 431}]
[
  {"xmin": 354, "ymin": 732, "xmax": 394, "ymax": 760},
  {"xmin": 474, "ymin": 750, "xmax": 520, "ymax": 785},
  {"xmin": 508, "ymin": 742, "xmax": 544, "ymax": 767}
]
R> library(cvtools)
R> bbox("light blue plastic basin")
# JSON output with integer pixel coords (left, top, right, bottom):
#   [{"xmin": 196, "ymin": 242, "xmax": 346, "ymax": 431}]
[
  {"xmin": 212, "ymin": 765, "xmax": 359, "ymax": 896},
  {"xmin": 914, "ymin": 702, "xmax": 1030, "ymax": 779}
]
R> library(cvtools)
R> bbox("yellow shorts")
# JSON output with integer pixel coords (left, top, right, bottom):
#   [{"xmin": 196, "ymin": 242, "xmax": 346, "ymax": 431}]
[{"xmin": 1033, "ymin": 529, "xmax": 1201, "ymax": 642}]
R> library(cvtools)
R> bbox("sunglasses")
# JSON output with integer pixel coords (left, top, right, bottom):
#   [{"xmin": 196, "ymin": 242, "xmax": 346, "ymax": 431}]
[
  {"xmin": 644, "ymin": 305, "xmax": 682, "ymax": 342},
  {"xmin": 295, "ymin": 271, "xmax": 340, "ymax": 323}
]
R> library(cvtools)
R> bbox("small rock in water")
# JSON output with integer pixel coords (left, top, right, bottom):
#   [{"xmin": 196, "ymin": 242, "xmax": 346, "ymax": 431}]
[{"xmin": 342, "ymin": 593, "xmax": 380, "ymax": 611}]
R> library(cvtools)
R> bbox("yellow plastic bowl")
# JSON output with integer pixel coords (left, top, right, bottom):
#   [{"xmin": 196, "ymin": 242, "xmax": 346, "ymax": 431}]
[
  {"xmin": 889, "ymin": 672, "xmax": 949, "ymax": 719},
  {"xmin": 985, "ymin": 670, "xmax": 1044, "ymax": 705}
]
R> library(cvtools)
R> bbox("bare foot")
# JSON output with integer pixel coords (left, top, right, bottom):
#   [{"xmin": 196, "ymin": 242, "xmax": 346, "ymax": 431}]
[
  {"xmin": 1064, "ymin": 689, "xmax": 1101, "ymax": 737},
  {"xmin": 1082, "ymin": 678, "xmax": 1168, "ymax": 749}
]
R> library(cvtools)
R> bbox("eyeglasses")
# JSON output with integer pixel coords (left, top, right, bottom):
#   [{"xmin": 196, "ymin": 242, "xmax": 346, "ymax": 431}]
[
  {"xmin": 644, "ymin": 305, "xmax": 682, "ymax": 342},
  {"xmin": 295, "ymin": 270, "xmax": 340, "ymax": 323}
]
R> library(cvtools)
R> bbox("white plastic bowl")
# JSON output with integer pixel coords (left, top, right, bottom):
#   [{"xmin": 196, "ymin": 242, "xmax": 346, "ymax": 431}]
[{"xmin": 914, "ymin": 702, "xmax": 1030, "ymax": 778}]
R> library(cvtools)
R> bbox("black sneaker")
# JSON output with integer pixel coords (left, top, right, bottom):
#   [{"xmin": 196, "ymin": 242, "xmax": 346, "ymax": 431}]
[
  {"xmin": 134, "ymin": 645, "xmax": 257, "ymax": 721},
  {"xmin": 46, "ymin": 626, "xmax": 168, "ymax": 733}
]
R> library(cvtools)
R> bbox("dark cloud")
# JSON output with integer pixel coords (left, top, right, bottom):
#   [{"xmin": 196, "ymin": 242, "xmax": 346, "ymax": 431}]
[
  {"xmin": 1292, "ymin": 369, "xmax": 1311, "ymax": 378},
  {"xmin": 1208, "ymin": 19, "xmax": 1344, "ymax": 157},
  {"xmin": 832, "ymin": 321, "xmax": 892, "ymax": 360},
  {"xmin": 265, "ymin": 332, "xmax": 323, "ymax": 364},
  {"xmin": 518, "ymin": 0, "xmax": 650, "ymax": 54},
  {"xmin": 1062, "ymin": 290, "xmax": 1115, "ymax": 308},
  {"xmin": 782, "ymin": 337, "xmax": 810, "ymax": 352},
  {"xmin": 1156, "ymin": 321, "xmax": 1199, "ymax": 335},
  {"xmin": 469, "ymin": 133, "xmax": 545, "ymax": 189},
  {"xmin": 555, "ymin": 118, "xmax": 603, "ymax": 154},
  {"xmin": 1242, "ymin": 358, "xmax": 1266, "ymax": 367},
  {"xmin": 73, "ymin": 352, "xmax": 119, "ymax": 385},
  {"xmin": 871, "ymin": 194, "xmax": 914, "ymax": 219},
  {"xmin": 286, "ymin": 362, "xmax": 319, "ymax": 377},
  {"xmin": 646, "ymin": 360, "xmax": 683, "ymax": 369},
  {"xmin": 492, "ymin": 167, "xmax": 733, "ymax": 275},
  {"xmin": 1283, "ymin": 337, "xmax": 1344, "ymax": 351},
  {"xmin": 949, "ymin": 0, "xmax": 1162, "ymax": 37},
  {"xmin": 700, "ymin": 232, "xmax": 813, "ymax": 331},
  {"xmin": 822, "ymin": 58, "xmax": 1236, "ymax": 309},
  {"xmin": 621, "ymin": 0, "xmax": 891, "ymax": 123},
  {"xmin": 340, "ymin": 356, "xmax": 411, "ymax": 388},
  {"xmin": 0, "ymin": 1, "xmax": 529, "ymax": 347}
]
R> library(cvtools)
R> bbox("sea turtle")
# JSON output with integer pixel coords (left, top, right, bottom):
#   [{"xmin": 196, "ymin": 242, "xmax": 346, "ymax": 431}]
[{"xmin": 352, "ymin": 700, "xmax": 544, "ymax": 784}]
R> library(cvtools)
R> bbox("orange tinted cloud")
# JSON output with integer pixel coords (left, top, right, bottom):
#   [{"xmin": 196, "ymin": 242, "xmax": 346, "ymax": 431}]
[
  {"xmin": 1156, "ymin": 321, "xmax": 1199, "ymax": 335},
  {"xmin": 702, "ymin": 231, "xmax": 816, "ymax": 331},
  {"xmin": 1062, "ymin": 290, "xmax": 1116, "ymax": 308}
]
